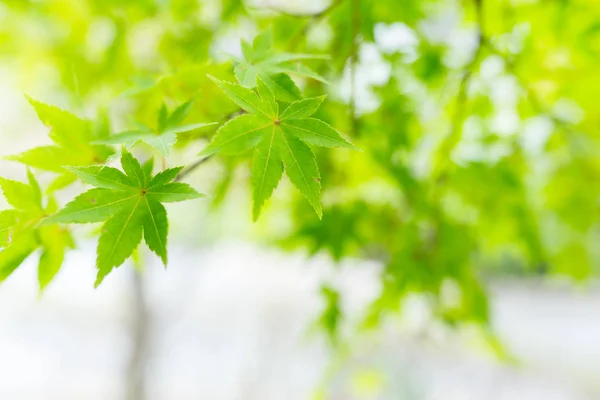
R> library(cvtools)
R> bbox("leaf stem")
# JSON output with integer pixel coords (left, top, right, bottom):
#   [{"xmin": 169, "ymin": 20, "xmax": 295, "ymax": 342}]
[
  {"xmin": 175, "ymin": 156, "xmax": 213, "ymax": 182},
  {"xmin": 175, "ymin": 109, "xmax": 245, "ymax": 182}
]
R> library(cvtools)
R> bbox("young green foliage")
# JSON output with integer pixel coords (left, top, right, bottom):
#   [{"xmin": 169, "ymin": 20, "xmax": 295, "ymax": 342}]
[
  {"xmin": 230, "ymin": 29, "xmax": 329, "ymax": 102},
  {"xmin": 44, "ymin": 150, "xmax": 203, "ymax": 286},
  {"xmin": 6, "ymin": 97, "xmax": 115, "ymax": 191},
  {"xmin": 201, "ymin": 76, "xmax": 357, "ymax": 220},
  {"xmin": 0, "ymin": 170, "xmax": 73, "ymax": 290},
  {"xmin": 5, "ymin": 0, "xmax": 585, "ymax": 341},
  {"xmin": 97, "ymin": 100, "xmax": 217, "ymax": 156}
]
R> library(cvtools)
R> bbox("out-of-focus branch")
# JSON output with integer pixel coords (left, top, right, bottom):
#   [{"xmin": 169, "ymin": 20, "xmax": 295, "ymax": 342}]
[
  {"xmin": 433, "ymin": 0, "xmax": 486, "ymax": 182},
  {"xmin": 126, "ymin": 269, "xmax": 149, "ymax": 400},
  {"xmin": 349, "ymin": 0, "xmax": 360, "ymax": 137},
  {"xmin": 126, "ymin": 123, "xmax": 223, "ymax": 396},
  {"xmin": 446, "ymin": 0, "xmax": 485, "ymax": 147}
]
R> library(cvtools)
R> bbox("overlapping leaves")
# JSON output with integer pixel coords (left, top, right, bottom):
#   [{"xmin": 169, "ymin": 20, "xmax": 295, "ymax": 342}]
[
  {"xmin": 6, "ymin": 97, "xmax": 114, "ymax": 191},
  {"xmin": 97, "ymin": 100, "xmax": 216, "ymax": 156},
  {"xmin": 44, "ymin": 150, "xmax": 203, "ymax": 286},
  {"xmin": 0, "ymin": 171, "xmax": 73, "ymax": 290},
  {"xmin": 229, "ymin": 29, "xmax": 328, "ymax": 102},
  {"xmin": 201, "ymin": 76, "xmax": 357, "ymax": 220}
]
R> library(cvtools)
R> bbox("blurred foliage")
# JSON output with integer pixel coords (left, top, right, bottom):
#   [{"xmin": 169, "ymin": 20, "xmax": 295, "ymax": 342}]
[{"xmin": 0, "ymin": 0, "xmax": 599, "ymax": 346}]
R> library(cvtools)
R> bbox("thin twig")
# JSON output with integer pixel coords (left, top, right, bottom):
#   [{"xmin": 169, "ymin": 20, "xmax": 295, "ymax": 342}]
[
  {"xmin": 175, "ymin": 156, "xmax": 213, "ymax": 182},
  {"xmin": 448, "ymin": 0, "xmax": 485, "ymax": 144},
  {"xmin": 174, "ymin": 110, "xmax": 244, "ymax": 182},
  {"xmin": 433, "ymin": 0, "xmax": 486, "ymax": 181}
]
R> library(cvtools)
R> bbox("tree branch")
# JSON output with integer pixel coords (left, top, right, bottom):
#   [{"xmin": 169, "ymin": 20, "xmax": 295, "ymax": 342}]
[
  {"xmin": 174, "ymin": 110, "xmax": 244, "ymax": 182},
  {"xmin": 433, "ymin": 0, "xmax": 486, "ymax": 182},
  {"xmin": 175, "ymin": 156, "xmax": 213, "ymax": 182},
  {"xmin": 126, "ymin": 269, "xmax": 150, "ymax": 400},
  {"xmin": 346, "ymin": 0, "xmax": 361, "ymax": 138}
]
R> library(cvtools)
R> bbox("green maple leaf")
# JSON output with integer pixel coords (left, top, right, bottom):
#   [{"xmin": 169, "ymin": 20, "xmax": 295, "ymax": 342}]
[
  {"xmin": 0, "ymin": 170, "xmax": 73, "ymax": 290},
  {"xmin": 0, "ymin": 210, "xmax": 19, "ymax": 248},
  {"xmin": 44, "ymin": 150, "xmax": 203, "ymax": 286},
  {"xmin": 230, "ymin": 29, "xmax": 329, "ymax": 102},
  {"xmin": 6, "ymin": 96, "xmax": 115, "ymax": 191},
  {"xmin": 201, "ymin": 76, "xmax": 358, "ymax": 220},
  {"xmin": 97, "ymin": 100, "xmax": 216, "ymax": 156}
]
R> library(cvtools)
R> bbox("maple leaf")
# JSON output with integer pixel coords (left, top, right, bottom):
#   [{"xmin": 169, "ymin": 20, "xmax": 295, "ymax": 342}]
[
  {"xmin": 6, "ymin": 96, "xmax": 115, "ymax": 191},
  {"xmin": 0, "ymin": 170, "xmax": 73, "ymax": 290},
  {"xmin": 97, "ymin": 100, "xmax": 216, "ymax": 156},
  {"xmin": 229, "ymin": 29, "xmax": 329, "ymax": 102},
  {"xmin": 0, "ymin": 210, "xmax": 19, "ymax": 248},
  {"xmin": 44, "ymin": 150, "xmax": 203, "ymax": 286},
  {"xmin": 201, "ymin": 76, "xmax": 358, "ymax": 220}
]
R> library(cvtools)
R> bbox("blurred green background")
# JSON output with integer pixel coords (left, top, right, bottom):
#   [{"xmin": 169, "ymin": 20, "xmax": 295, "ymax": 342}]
[{"xmin": 1, "ymin": 0, "xmax": 600, "ymax": 399}]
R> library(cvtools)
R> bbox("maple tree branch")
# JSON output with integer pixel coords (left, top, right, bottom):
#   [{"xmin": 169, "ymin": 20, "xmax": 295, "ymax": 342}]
[
  {"xmin": 175, "ymin": 109, "xmax": 244, "ymax": 182},
  {"xmin": 126, "ymin": 269, "xmax": 150, "ymax": 400},
  {"xmin": 434, "ymin": 0, "xmax": 486, "ymax": 182},
  {"xmin": 175, "ymin": 156, "xmax": 213, "ymax": 181},
  {"xmin": 349, "ymin": 0, "xmax": 361, "ymax": 137},
  {"xmin": 449, "ymin": 0, "xmax": 485, "ymax": 141}
]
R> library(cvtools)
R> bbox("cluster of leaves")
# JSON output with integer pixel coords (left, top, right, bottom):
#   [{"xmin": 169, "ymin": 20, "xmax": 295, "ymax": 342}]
[
  {"xmin": 0, "ymin": 26, "xmax": 354, "ymax": 290},
  {"xmin": 1, "ymin": 96, "xmax": 206, "ymax": 288},
  {"xmin": 1, "ymin": 0, "xmax": 599, "ymax": 347},
  {"xmin": 97, "ymin": 100, "xmax": 217, "ymax": 156},
  {"xmin": 231, "ymin": 30, "xmax": 328, "ymax": 101},
  {"xmin": 0, "ymin": 171, "xmax": 72, "ymax": 290},
  {"xmin": 7, "ymin": 97, "xmax": 114, "ymax": 191}
]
